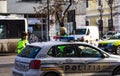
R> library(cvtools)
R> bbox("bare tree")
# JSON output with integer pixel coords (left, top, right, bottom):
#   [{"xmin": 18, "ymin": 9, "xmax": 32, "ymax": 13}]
[
  {"xmin": 54, "ymin": 0, "xmax": 73, "ymax": 27},
  {"xmin": 33, "ymin": 0, "xmax": 77, "ymax": 27}
]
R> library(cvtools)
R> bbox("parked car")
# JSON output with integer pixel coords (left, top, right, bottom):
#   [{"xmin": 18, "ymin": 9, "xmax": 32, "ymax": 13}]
[
  {"xmin": 13, "ymin": 41, "xmax": 120, "ymax": 76},
  {"xmin": 98, "ymin": 33, "xmax": 120, "ymax": 54}
]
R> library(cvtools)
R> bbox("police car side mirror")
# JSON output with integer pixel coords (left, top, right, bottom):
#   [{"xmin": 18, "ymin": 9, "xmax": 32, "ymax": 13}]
[{"xmin": 103, "ymin": 53, "xmax": 109, "ymax": 58}]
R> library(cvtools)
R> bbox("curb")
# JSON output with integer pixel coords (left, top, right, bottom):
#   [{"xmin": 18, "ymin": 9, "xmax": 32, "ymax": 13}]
[{"xmin": 0, "ymin": 53, "xmax": 17, "ymax": 56}]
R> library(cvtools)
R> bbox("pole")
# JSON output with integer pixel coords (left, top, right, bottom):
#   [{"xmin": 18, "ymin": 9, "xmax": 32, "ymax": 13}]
[
  {"xmin": 100, "ymin": 7, "xmax": 103, "ymax": 38},
  {"xmin": 47, "ymin": 0, "xmax": 50, "ymax": 41},
  {"xmin": 98, "ymin": 2, "xmax": 103, "ymax": 39},
  {"xmin": 110, "ymin": 4, "xmax": 113, "ymax": 31},
  {"xmin": 107, "ymin": 0, "xmax": 114, "ymax": 31}
]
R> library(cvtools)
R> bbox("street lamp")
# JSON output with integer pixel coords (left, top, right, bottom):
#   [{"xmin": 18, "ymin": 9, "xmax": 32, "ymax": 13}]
[
  {"xmin": 47, "ymin": 0, "xmax": 50, "ymax": 41},
  {"xmin": 106, "ymin": 0, "xmax": 114, "ymax": 31}
]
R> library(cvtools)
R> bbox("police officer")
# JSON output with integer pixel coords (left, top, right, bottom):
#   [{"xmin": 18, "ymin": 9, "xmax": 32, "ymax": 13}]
[
  {"xmin": 60, "ymin": 27, "xmax": 68, "ymax": 36},
  {"xmin": 17, "ymin": 32, "xmax": 28, "ymax": 54}
]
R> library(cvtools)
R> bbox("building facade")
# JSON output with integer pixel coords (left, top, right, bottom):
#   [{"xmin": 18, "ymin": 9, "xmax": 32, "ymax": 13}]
[
  {"xmin": 114, "ymin": 0, "xmax": 120, "ymax": 32},
  {"xmin": 86, "ymin": 0, "xmax": 117, "ymax": 34}
]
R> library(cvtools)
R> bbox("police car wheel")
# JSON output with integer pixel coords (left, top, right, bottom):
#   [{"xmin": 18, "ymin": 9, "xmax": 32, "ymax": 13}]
[
  {"xmin": 116, "ymin": 46, "xmax": 120, "ymax": 55},
  {"xmin": 44, "ymin": 73, "xmax": 59, "ymax": 76},
  {"xmin": 112, "ymin": 67, "xmax": 120, "ymax": 75}
]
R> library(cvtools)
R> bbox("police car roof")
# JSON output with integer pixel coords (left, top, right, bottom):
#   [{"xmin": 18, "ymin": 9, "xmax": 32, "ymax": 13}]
[{"xmin": 27, "ymin": 41, "xmax": 89, "ymax": 47}]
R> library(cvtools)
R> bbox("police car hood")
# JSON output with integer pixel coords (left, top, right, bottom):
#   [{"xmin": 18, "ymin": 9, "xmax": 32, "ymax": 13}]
[
  {"xmin": 109, "ymin": 54, "xmax": 120, "ymax": 59},
  {"xmin": 99, "ymin": 39, "xmax": 120, "ymax": 44}
]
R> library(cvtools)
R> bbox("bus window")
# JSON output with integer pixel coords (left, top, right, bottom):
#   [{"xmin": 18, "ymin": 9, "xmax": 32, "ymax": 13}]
[
  {"xmin": 0, "ymin": 25, "xmax": 6, "ymax": 38},
  {"xmin": 0, "ymin": 19, "xmax": 26, "ymax": 38}
]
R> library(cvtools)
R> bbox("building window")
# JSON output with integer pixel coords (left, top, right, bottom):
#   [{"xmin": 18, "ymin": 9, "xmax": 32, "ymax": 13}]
[
  {"xmin": 67, "ymin": 10, "xmax": 75, "ymax": 22},
  {"xmin": 98, "ymin": 0, "xmax": 103, "ymax": 6},
  {"xmin": 86, "ymin": 21, "xmax": 89, "ymax": 26},
  {"xmin": 98, "ymin": 0, "xmax": 101, "ymax": 6}
]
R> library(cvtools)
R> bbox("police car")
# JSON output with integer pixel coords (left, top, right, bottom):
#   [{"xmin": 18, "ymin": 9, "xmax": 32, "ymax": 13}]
[
  {"xmin": 98, "ymin": 33, "xmax": 120, "ymax": 55},
  {"xmin": 12, "ymin": 39, "xmax": 120, "ymax": 76}
]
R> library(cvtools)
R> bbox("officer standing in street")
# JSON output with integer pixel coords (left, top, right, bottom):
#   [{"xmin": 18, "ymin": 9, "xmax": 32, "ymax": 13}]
[
  {"xmin": 17, "ymin": 32, "xmax": 28, "ymax": 54},
  {"xmin": 60, "ymin": 27, "xmax": 68, "ymax": 36}
]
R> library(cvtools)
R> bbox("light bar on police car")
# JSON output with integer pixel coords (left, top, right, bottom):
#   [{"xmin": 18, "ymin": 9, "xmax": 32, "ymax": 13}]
[{"xmin": 53, "ymin": 36, "xmax": 75, "ymax": 41}]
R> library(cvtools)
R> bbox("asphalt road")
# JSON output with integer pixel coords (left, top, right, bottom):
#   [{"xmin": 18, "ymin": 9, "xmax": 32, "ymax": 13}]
[
  {"xmin": 0, "ymin": 64, "xmax": 13, "ymax": 76},
  {"xmin": 0, "ymin": 53, "xmax": 17, "ymax": 76}
]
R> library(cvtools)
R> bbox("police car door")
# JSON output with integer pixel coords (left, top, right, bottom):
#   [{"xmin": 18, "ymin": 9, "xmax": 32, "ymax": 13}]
[
  {"xmin": 76, "ymin": 44, "xmax": 110, "ymax": 76},
  {"xmin": 59, "ymin": 44, "xmax": 84, "ymax": 76},
  {"xmin": 48, "ymin": 44, "xmax": 83, "ymax": 76}
]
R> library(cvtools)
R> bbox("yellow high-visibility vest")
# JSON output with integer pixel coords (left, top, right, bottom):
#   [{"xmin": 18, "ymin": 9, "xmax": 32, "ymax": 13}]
[{"xmin": 17, "ymin": 39, "xmax": 28, "ymax": 54}]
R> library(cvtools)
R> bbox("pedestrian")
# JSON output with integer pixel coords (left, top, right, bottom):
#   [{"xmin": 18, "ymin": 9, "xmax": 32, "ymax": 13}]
[
  {"xmin": 28, "ymin": 29, "xmax": 39, "ymax": 43},
  {"xmin": 17, "ymin": 32, "xmax": 28, "ymax": 54}
]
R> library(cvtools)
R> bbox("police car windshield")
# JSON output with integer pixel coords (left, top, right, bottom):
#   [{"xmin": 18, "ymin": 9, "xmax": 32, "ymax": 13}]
[
  {"xmin": 17, "ymin": 45, "xmax": 41, "ymax": 58},
  {"xmin": 109, "ymin": 34, "xmax": 120, "ymax": 39},
  {"xmin": 76, "ymin": 29, "xmax": 86, "ymax": 35}
]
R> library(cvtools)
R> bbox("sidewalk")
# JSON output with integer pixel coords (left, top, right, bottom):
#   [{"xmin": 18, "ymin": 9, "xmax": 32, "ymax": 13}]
[{"xmin": 0, "ymin": 53, "xmax": 17, "ymax": 65}]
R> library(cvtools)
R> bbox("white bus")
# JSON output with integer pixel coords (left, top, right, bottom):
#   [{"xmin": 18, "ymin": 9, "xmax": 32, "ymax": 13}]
[{"xmin": 0, "ymin": 18, "xmax": 28, "ymax": 53}]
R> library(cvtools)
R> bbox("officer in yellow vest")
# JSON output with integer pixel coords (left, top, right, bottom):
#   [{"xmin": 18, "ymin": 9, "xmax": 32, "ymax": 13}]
[
  {"xmin": 17, "ymin": 32, "xmax": 28, "ymax": 54},
  {"xmin": 60, "ymin": 27, "xmax": 68, "ymax": 36}
]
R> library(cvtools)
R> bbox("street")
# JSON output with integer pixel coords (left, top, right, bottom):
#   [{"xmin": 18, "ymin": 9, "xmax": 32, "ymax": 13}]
[
  {"xmin": 0, "ymin": 64, "xmax": 13, "ymax": 76},
  {"xmin": 0, "ymin": 53, "xmax": 16, "ymax": 76}
]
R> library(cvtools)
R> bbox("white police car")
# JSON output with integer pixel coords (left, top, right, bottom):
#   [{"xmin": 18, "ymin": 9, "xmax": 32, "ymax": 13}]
[{"xmin": 12, "ymin": 41, "xmax": 120, "ymax": 76}]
